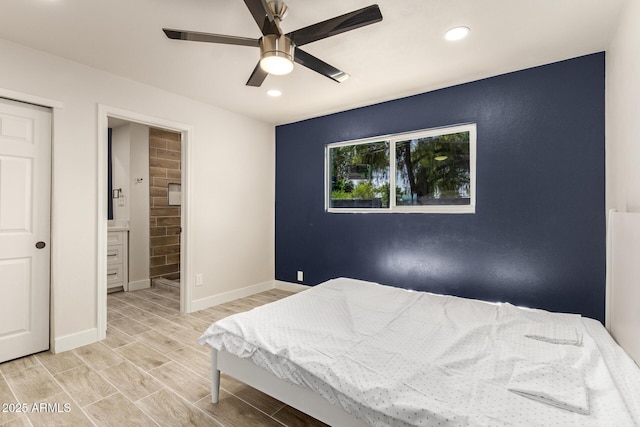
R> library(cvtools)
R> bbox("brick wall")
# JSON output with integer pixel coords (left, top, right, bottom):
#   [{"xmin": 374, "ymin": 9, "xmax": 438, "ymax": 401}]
[{"xmin": 149, "ymin": 127, "xmax": 181, "ymax": 280}]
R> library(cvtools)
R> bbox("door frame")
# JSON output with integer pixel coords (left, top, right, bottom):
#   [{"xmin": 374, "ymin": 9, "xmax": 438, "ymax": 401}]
[
  {"xmin": 97, "ymin": 104, "xmax": 192, "ymax": 340},
  {"xmin": 0, "ymin": 87, "xmax": 63, "ymax": 353}
]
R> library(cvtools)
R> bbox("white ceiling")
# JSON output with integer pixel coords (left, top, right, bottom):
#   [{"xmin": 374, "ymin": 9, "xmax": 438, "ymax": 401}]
[{"xmin": 0, "ymin": 0, "xmax": 627, "ymax": 125}]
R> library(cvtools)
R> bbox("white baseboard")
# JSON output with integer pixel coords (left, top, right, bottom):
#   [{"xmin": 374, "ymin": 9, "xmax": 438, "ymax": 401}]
[
  {"xmin": 274, "ymin": 280, "xmax": 311, "ymax": 293},
  {"xmin": 128, "ymin": 279, "xmax": 150, "ymax": 292},
  {"xmin": 51, "ymin": 281, "xmax": 306, "ymax": 352},
  {"xmin": 191, "ymin": 280, "xmax": 274, "ymax": 312},
  {"xmin": 53, "ymin": 328, "xmax": 98, "ymax": 354}
]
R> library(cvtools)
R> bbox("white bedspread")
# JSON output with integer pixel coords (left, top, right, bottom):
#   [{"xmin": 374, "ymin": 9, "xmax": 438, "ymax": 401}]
[{"xmin": 199, "ymin": 278, "xmax": 640, "ymax": 426}]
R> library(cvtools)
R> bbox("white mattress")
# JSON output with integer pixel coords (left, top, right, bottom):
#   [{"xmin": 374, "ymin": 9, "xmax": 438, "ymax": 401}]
[{"xmin": 199, "ymin": 278, "xmax": 640, "ymax": 426}]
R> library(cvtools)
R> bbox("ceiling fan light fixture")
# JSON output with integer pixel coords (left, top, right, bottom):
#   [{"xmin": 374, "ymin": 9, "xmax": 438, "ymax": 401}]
[
  {"xmin": 260, "ymin": 54, "xmax": 294, "ymax": 75},
  {"xmin": 260, "ymin": 34, "xmax": 295, "ymax": 75}
]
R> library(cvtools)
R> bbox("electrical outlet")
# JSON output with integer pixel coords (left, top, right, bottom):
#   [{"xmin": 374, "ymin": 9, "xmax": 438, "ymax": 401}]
[
  {"xmin": 297, "ymin": 271, "xmax": 303, "ymax": 282},
  {"xmin": 195, "ymin": 273, "xmax": 203, "ymax": 286}
]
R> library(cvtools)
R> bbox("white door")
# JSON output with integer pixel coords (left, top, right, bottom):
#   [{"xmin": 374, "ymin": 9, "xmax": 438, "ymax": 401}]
[{"xmin": 0, "ymin": 98, "xmax": 51, "ymax": 363}]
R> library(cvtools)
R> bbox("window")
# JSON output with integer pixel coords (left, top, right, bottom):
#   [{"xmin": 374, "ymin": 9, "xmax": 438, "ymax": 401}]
[
  {"xmin": 328, "ymin": 140, "xmax": 390, "ymax": 209},
  {"xmin": 326, "ymin": 123, "xmax": 476, "ymax": 213}
]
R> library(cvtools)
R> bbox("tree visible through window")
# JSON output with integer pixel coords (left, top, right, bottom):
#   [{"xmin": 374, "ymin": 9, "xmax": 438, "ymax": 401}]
[
  {"xmin": 329, "ymin": 141, "xmax": 389, "ymax": 209},
  {"xmin": 395, "ymin": 132, "xmax": 471, "ymax": 206},
  {"xmin": 327, "ymin": 124, "xmax": 476, "ymax": 213}
]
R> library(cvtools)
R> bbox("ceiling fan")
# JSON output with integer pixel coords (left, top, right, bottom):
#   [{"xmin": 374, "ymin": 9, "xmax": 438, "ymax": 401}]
[{"xmin": 163, "ymin": 0, "xmax": 383, "ymax": 87}]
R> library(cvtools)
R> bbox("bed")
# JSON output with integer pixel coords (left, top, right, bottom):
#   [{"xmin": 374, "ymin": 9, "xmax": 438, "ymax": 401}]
[{"xmin": 199, "ymin": 213, "xmax": 640, "ymax": 426}]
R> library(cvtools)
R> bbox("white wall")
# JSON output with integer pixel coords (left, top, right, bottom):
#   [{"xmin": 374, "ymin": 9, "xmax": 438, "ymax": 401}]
[
  {"xmin": 128, "ymin": 123, "xmax": 150, "ymax": 288},
  {"xmin": 606, "ymin": 0, "xmax": 640, "ymax": 213},
  {"xmin": 111, "ymin": 125, "xmax": 131, "ymax": 221},
  {"xmin": 0, "ymin": 39, "xmax": 275, "ymax": 350}
]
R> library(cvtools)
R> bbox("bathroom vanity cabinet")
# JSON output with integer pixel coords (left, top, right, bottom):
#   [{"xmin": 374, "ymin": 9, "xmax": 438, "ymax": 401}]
[{"xmin": 107, "ymin": 230, "xmax": 128, "ymax": 292}]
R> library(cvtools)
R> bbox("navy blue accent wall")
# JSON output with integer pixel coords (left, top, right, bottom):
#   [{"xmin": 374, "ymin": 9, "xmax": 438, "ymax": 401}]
[{"xmin": 275, "ymin": 53, "xmax": 605, "ymax": 321}]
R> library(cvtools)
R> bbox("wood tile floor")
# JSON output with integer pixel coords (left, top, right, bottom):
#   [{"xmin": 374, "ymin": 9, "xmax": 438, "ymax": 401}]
[{"xmin": 0, "ymin": 285, "xmax": 328, "ymax": 427}]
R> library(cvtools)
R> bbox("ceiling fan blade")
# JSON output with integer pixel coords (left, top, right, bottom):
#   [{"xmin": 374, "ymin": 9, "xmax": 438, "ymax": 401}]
[
  {"xmin": 294, "ymin": 48, "xmax": 349, "ymax": 83},
  {"xmin": 287, "ymin": 4, "xmax": 382, "ymax": 47},
  {"xmin": 163, "ymin": 29, "xmax": 259, "ymax": 47},
  {"xmin": 246, "ymin": 62, "xmax": 269, "ymax": 87},
  {"xmin": 243, "ymin": 0, "xmax": 281, "ymax": 36}
]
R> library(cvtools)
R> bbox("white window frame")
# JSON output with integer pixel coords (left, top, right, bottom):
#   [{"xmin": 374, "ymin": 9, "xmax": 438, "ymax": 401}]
[{"xmin": 325, "ymin": 123, "xmax": 476, "ymax": 214}]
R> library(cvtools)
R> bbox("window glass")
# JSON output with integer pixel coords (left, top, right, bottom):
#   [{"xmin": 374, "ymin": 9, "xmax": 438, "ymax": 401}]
[
  {"xmin": 395, "ymin": 131, "xmax": 471, "ymax": 206},
  {"xmin": 326, "ymin": 123, "xmax": 475, "ymax": 213},
  {"xmin": 329, "ymin": 141, "xmax": 390, "ymax": 209}
]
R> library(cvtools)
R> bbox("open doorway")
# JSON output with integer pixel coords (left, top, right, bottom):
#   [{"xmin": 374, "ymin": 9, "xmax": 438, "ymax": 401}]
[
  {"xmin": 97, "ymin": 105, "xmax": 192, "ymax": 341},
  {"xmin": 107, "ymin": 121, "xmax": 183, "ymax": 295}
]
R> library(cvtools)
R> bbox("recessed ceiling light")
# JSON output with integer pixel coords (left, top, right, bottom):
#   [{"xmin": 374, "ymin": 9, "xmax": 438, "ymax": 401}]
[
  {"xmin": 444, "ymin": 26, "xmax": 470, "ymax": 41},
  {"xmin": 266, "ymin": 89, "xmax": 282, "ymax": 97}
]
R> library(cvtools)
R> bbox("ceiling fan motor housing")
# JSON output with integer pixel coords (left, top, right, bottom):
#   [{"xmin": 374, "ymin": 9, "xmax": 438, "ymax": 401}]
[{"xmin": 260, "ymin": 34, "xmax": 295, "ymax": 74}]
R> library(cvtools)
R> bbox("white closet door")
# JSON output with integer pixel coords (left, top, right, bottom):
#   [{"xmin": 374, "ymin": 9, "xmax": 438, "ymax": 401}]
[{"xmin": 0, "ymin": 97, "xmax": 51, "ymax": 363}]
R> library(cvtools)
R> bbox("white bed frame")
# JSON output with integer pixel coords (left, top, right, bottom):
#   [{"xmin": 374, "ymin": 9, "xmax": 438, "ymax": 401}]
[
  {"xmin": 210, "ymin": 349, "xmax": 367, "ymax": 426},
  {"xmin": 207, "ymin": 211, "xmax": 640, "ymax": 423}
]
